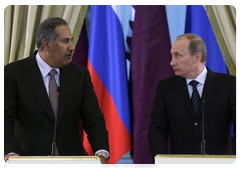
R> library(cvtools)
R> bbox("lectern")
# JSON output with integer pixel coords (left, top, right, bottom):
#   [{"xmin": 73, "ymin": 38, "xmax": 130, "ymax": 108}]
[
  {"xmin": 5, "ymin": 156, "xmax": 101, "ymax": 167},
  {"xmin": 155, "ymin": 154, "xmax": 236, "ymax": 164}
]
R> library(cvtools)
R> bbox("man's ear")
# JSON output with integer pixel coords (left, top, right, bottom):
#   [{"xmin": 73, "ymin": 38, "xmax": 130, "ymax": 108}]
[
  {"xmin": 195, "ymin": 52, "xmax": 202, "ymax": 63},
  {"xmin": 41, "ymin": 38, "xmax": 50, "ymax": 51}
]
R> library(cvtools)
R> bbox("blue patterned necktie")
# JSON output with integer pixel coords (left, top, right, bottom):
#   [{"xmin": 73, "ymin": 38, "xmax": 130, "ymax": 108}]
[{"xmin": 189, "ymin": 80, "xmax": 200, "ymax": 114}]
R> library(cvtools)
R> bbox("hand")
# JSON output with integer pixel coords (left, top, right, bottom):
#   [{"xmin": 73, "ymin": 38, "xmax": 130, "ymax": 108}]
[
  {"xmin": 4, "ymin": 153, "xmax": 20, "ymax": 162},
  {"xmin": 98, "ymin": 155, "xmax": 109, "ymax": 164}
]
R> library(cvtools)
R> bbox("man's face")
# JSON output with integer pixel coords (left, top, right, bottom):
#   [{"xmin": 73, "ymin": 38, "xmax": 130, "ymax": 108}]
[
  {"xmin": 170, "ymin": 38, "xmax": 196, "ymax": 79},
  {"xmin": 47, "ymin": 25, "xmax": 75, "ymax": 68}
]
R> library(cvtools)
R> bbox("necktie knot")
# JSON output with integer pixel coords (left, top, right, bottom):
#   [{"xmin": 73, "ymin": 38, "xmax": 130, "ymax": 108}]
[
  {"xmin": 49, "ymin": 69, "xmax": 57, "ymax": 78},
  {"xmin": 189, "ymin": 80, "xmax": 199, "ymax": 87}
]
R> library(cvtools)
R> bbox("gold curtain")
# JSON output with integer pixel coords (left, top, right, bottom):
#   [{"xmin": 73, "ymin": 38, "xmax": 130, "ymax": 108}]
[
  {"xmin": 205, "ymin": 5, "xmax": 236, "ymax": 76},
  {"xmin": 4, "ymin": 5, "xmax": 88, "ymax": 65}
]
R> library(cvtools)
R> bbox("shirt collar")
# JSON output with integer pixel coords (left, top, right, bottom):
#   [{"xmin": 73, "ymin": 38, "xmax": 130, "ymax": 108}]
[
  {"xmin": 186, "ymin": 67, "xmax": 207, "ymax": 85},
  {"xmin": 36, "ymin": 51, "xmax": 60, "ymax": 78}
]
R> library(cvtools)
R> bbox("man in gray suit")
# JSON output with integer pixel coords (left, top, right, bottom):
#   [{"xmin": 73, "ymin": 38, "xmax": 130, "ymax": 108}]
[
  {"xmin": 4, "ymin": 17, "xmax": 109, "ymax": 163},
  {"xmin": 148, "ymin": 33, "xmax": 236, "ymax": 161}
]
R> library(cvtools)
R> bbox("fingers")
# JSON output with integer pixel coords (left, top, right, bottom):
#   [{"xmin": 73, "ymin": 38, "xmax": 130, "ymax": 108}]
[
  {"xmin": 98, "ymin": 156, "xmax": 109, "ymax": 164},
  {"xmin": 4, "ymin": 153, "xmax": 20, "ymax": 162},
  {"xmin": 4, "ymin": 155, "xmax": 9, "ymax": 162}
]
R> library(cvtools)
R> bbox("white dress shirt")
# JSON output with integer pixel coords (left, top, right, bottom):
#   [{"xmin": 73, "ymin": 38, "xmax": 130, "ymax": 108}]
[{"xmin": 186, "ymin": 67, "xmax": 208, "ymax": 98}]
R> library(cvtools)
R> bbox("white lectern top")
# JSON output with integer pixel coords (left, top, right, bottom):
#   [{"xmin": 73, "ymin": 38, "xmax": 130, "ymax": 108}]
[
  {"xmin": 155, "ymin": 154, "xmax": 236, "ymax": 164},
  {"xmin": 7, "ymin": 156, "xmax": 103, "ymax": 168}
]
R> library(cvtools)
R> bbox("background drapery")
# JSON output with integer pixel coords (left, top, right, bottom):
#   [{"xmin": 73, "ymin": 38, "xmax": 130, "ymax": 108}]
[
  {"xmin": 205, "ymin": 5, "xmax": 236, "ymax": 76},
  {"xmin": 4, "ymin": 5, "xmax": 88, "ymax": 65},
  {"xmin": 4, "ymin": 5, "xmax": 236, "ymax": 74}
]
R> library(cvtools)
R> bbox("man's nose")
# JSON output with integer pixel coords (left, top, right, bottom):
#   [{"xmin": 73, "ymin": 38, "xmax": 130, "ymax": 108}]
[
  {"xmin": 170, "ymin": 57, "xmax": 175, "ymax": 66},
  {"xmin": 69, "ymin": 41, "xmax": 75, "ymax": 51}
]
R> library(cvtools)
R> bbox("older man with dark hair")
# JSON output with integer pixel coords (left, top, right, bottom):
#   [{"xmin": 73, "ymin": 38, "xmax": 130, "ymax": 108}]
[{"xmin": 4, "ymin": 17, "xmax": 109, "ymax": 164}]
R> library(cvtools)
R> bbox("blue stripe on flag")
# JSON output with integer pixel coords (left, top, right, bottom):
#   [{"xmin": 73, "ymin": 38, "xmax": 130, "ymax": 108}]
[{"xmin": 185, "ymin": 5, "xmax": 228, "ymax": 74}]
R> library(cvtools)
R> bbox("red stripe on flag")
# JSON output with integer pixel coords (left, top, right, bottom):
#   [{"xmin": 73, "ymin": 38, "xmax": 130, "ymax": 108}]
[{"xmin": 83, "ymin": 59, "xmax": 131, "ymax": 164}]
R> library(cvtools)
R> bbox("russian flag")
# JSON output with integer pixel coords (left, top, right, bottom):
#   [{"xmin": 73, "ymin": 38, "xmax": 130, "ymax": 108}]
[{"xmin": 83, "ymin": 5, "xmax": 132, "ymax": 164}]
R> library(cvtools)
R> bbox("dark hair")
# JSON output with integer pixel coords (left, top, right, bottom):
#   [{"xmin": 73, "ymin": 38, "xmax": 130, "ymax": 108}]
[
  {"xmin": 36, "ymin": 17, "xmax": 68, "ymax": 51},
  {"xmin": 177, "ymin": 33, "xmax": 207, "ymax": 63}
]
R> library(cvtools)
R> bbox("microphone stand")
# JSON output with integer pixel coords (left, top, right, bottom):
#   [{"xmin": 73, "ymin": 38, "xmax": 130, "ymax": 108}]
[
  {"xmin": 51, "ymin": 114, "xmax": 58, "ymax": 156},
  {"xmin": 50, "ymin": 90, "xmax": 60, "ymax": 156},
  {"xmin": 201, "ymin": 96, "xmax": 206, "ymax": 155}
]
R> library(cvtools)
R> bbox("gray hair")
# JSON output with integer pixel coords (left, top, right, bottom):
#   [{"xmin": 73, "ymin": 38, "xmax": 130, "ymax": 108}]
[{"xmin": 36, "ymin": 17, "xmax": 68, "ymax": 51}]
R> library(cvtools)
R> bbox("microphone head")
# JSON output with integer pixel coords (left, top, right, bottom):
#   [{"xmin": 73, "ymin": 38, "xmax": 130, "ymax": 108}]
[{"xmin": 202, "ymin": 96, "xmax": 205, "ymax": 102}]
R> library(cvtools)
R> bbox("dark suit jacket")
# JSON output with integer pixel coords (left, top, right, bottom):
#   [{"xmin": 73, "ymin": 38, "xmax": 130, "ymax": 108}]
[
  {"xmin": 148, "ymin": 68, "xmax": 236, "ymax": 158},
  {"xmin": 4, "ymin": 51, "xmax": 109, "ymax": 156}
]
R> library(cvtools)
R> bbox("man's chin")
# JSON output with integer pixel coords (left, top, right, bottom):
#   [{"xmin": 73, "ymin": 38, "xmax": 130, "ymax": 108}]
[
  {"xmin": 58, "ymin": 61, "xmax": 71, "ymax": 68},
  {"xmin": 64, "ymin": 60, "xmax": 71, "ymax": 66},
  {"xmin": 174, "ymin": 71, "xmax": 180, "ymax": 76}
]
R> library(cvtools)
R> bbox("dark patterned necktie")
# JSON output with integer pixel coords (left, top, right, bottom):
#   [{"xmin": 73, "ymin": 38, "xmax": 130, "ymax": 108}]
[
  {"xmin": 189, "ymin": 80, "xmax": 200, "ymax": 114},
  {"xmin": 48, "ymin": 69, "xmax": 58, "ymax": 118}
]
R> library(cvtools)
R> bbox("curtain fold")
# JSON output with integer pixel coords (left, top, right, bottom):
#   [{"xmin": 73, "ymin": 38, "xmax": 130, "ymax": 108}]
[
  {"xmin": 205, "ymin": 5, "xmax": 236, "ymax": 76},
  {"xmin": 24, "ymin": 5, "xmax": 38, "ymax": 61},
  {"xmin": 4, "ymin": 5, "xmax": 87, "ymax": 65},
  {"xmin": 4, "ymin": 5, "xmax": 12, "ymax": 65},
  {"xmin": 72, "ymin": 5, "xmax": 88, "ymax": 50}
]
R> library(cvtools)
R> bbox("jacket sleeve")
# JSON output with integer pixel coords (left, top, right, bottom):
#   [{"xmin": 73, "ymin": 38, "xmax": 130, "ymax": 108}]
[
  {"xmin": 148, "ymin": 81, "xmax": 169, "ymax": 159},
  {"xmin": 4, "ymin": 64, "xmax": 18, "ymax": 155},
  {"xmin": 79, "ymin": 69, "xmax": 109, "ymax": 154}
]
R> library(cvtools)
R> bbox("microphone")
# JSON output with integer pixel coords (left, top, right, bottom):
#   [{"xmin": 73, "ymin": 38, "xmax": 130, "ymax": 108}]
[
  {"xmin": 51, "ymin": 117, "xmax": 58, "ymax": 156},
  {"xmin": 201, "ymin": 96, "xmax": 206, "ymax": 155},
  {"xmin": 50, "ymin": 87, "xmax": 60, "ymax": 156}
]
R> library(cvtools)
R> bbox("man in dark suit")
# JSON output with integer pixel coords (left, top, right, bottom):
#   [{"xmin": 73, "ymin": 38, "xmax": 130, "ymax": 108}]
[
  {"xmin": 4, "ymin": 17, "xmax": 109, "ymax": 163},
  {"xmin": 148, "ymin": 33, "xmax": 236, "ymax": 161}
]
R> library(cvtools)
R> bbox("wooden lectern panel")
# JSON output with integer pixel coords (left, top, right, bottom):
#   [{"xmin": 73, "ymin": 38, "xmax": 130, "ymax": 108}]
[
  {"xmin": 155, "ymin": 154, "xmax": 236, "ymax": 164},
  {"xmin": 5, "ymin": 156, "xmax": 102, "ymax": 168}
]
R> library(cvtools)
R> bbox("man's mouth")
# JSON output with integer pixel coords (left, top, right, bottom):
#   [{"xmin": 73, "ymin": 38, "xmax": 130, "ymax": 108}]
[{"xmin": 65, "ymin": 52, "xmax": 72, "ymax": 58}]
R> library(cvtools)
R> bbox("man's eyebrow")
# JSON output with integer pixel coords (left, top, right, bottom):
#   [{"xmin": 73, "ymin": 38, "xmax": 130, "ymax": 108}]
[
  {"xmin": 170, "ymin": 51, "xmax": 179, "ymax": 55},
  {"xmin": 62, "ymin": 37, "xmax": 73, "ymax": 41}
]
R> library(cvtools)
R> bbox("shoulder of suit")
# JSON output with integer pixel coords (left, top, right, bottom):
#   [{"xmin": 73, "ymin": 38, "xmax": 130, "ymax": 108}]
[
  {"xmin": 4, "ymin": 56, "xmax": 30, "ymax": 71},
  {"xmin": 161, "ymin": 75, "xmax": 182, "ymax": 82},
  {"xmin": 69, "ymin": 62, "xmax": 89, "ymax": 73},
  {"xmin": 70, "ymin": 62, "xmax": 85, "ymax": 69},
  {"xmin": 207, "ymin": 71, "xmax": 236, "ymax": 86},
  {"xmin": 156, "ymin": 75, "xmax": 181, "ymax": 86},
  {"xmin": 213, "ymin": 72, "xmax": 236, "ymax": 80},
  {"xmin": 5, "ymin": 51, "xmax": 37, "ymax": 69},
  {"xmin": 207, "ymin": 67, "xmax": 235, "ymax": 79}
]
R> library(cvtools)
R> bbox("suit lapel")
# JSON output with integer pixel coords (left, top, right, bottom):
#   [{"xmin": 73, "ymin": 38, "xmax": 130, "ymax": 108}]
[
  {"xmin": 174, "ymin": 76, "xmax": 195, "ymax": 119},
  {"xmin": 21, "ymin": 52, "xmax": 55, "ymax": 123},
  {"xmin": 195, "ymin": 68, "xmax": 220, "ymax": 119},
  {"xmin": 57, "ymin": 63, "xmax": 76, "ymax": 123}
]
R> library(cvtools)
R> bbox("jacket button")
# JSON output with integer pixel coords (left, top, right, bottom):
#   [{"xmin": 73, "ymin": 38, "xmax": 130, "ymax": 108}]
[{"xmin": 194, "ymin": 122, "xmax": 198, "ymax": 126}]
